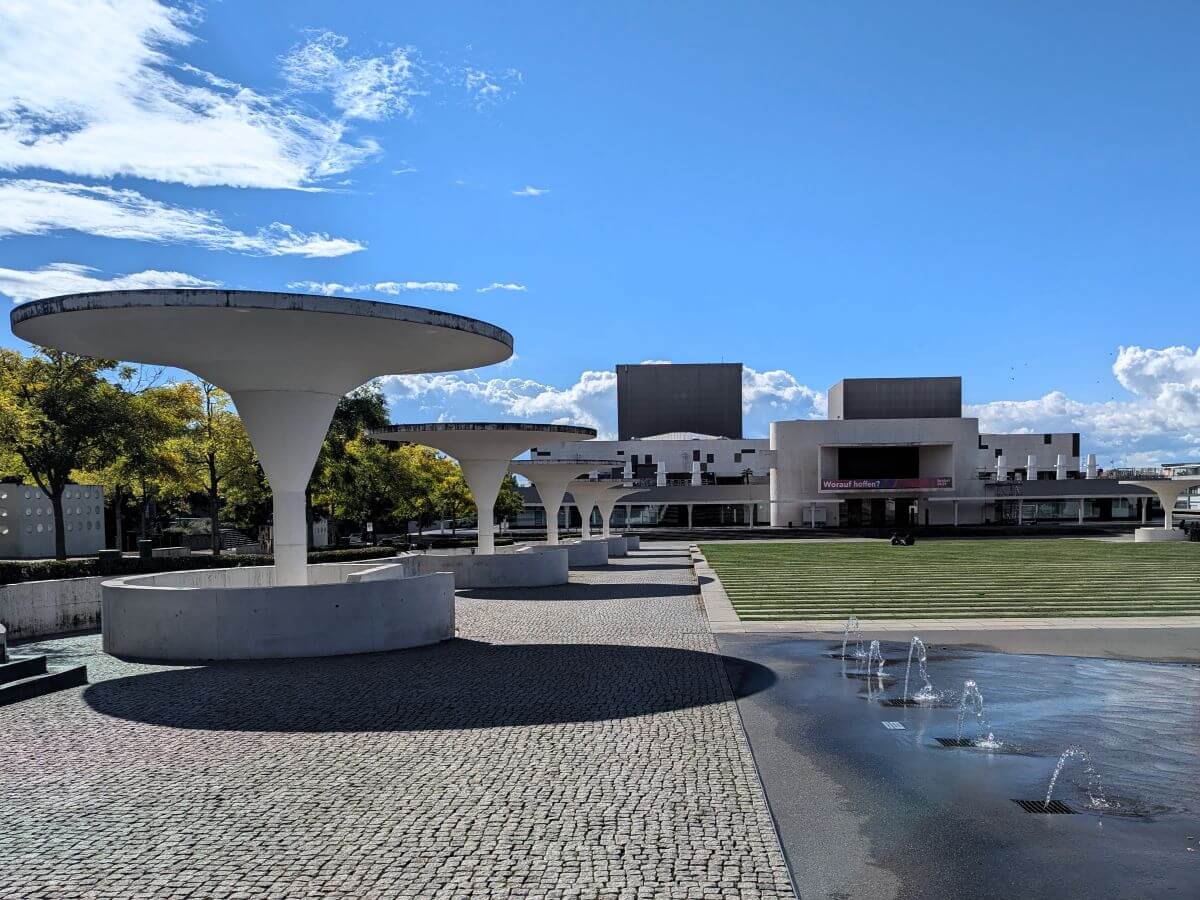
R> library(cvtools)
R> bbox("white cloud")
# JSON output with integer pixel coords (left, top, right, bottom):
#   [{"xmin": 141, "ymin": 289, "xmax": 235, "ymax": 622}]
[
  {"xmin": 281, "ymin": 31, "xmax": 421, "ymax": 122},
  {"xmin": 392, "ymin": 162, "xmax": 418, "ymax": 174},
  {"xmin": 0, "ymin": 1, "xmax": 378, "ymax": 189},
  {"xmin": 464, "ymin": 67, "xmax": 521, "ymax": 109},
  {"xmin": 511, "ymin": 185, "xmax": 548, "ymax": 197},
  {"xmin": 0, "ymin": 179, "xmax": 364, "ymax": 257},
  {"xmin": 966, "ymin": 344, "xmax": 1200, "ymax": 465},
  {"xmin": 380, "ymin": 363, "xmax": 823, "ymax": 439},
  {"xmin": 287, "ymin": 279, "xmax": 459, "ymax": 295},
  {"xmin": 477, "ymin": 282, "xmax": 527, "ymax": 293},
  {"xmin": 0, "ymin": 262, "xmax": 218, "ymax": 304}
]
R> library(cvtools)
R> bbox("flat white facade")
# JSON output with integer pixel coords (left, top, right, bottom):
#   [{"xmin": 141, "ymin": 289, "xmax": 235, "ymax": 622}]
[
  {"xmin": 532, "ymin": 436, "xmax": 773, "ymax": 481},
  {"xmin": 0, "ymin": 484, "xmax": 106, "ymax": 558}
]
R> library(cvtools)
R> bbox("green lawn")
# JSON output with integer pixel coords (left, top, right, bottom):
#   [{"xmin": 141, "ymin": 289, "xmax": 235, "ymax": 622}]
[{"xmin": 699, "ymin": 539, "xmax": 1200, "ymax": 620}]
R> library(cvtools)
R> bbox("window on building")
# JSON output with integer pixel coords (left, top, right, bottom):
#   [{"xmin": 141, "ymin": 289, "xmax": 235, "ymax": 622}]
[
  {"xmin": 734, "ymin": 453, "xmax": 742, "ymax": 463},
  {"xmin": 995, "ymin": 448, "xmax": 1003, "ymax": 458},
  {"xmin": 741, "ymin": 448, "xmax": 756, "ymax": 454},
  {"xmin": 706, "ymin": 453, "xmax": 714, "ymax": 464},
  {"xmin": 1044, "ymin": 434, "xmax": 1053, "ymax": 445},
  {"xmin": 692, "ymin": 449, "xmax": 700, "ymax": 462},
  {"xmin": 645, "ymin": 454, "xmax": 653, "ymax": 464}
]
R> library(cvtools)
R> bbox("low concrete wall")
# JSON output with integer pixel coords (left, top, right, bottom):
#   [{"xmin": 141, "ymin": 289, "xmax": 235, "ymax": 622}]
[
  {"xmin": 408, "ymin": 545, "xmax": 569, "ymax": 588},
  {"xmin": 606, "ymin": 536, "xmax": 629, "ymax": 557},
  {"xmin": 0, "ymin": 575, "xmax": 106, "ymax": 640},
  {"xmin": 1134, "ymin": 527, "xmax": 1187, "ymax": 543},
  {"xmin": 102, "ymin": 563, "xmax": 454, "ymax": 661},
  {"xmin": 566, "ymin": 539, "xmax": 609, "ymax": 567},
  {"xmin": 0, "ymin": 557, "xmax": 413, "ymax": 642},
  {"xmin": 625, "ymin": 535, "xmax": 641, "ymax": 551},
  {"xmin": 150, "ymin": 546, "xmax": 190, "ymax": 558}
]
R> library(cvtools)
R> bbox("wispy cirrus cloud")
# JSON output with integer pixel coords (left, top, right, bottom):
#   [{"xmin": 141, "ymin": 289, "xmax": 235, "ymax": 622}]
[
  {"xmin": 0, "ymin": 262, "xmax": 218, "ymax": 304},
  {"xmin": 477, "ymin": 282, "xmax": 527, "ymax": 293},
  {"xmin": 281, "ymin": 31, "xmax": 422, "ymax": 122},
  {"xmin": 0, "ymin": 1, "xmax": 378, "ymax": 189},
  {"xmin": 0, "ymin": 179, "xmax": 365, "ymax": 257},
  {"xmin": 287, "ymin": 279, "xmax": 459, "ymax": 295},
  {"xmin": 464, "ymin": 67, "xmax": 522, "ymax": 109},
  {"xmin": 511, "ymin": 185, "xmax": 549, "ymax": 197}
]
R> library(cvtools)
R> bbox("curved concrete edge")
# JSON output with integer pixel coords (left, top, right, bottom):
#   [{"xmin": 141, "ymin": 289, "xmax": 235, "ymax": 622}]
[
  {"xmin": 101, "ymin": 564, "xmax": 454, "ymax": 662},
  {"xmin": 1134, "ymin": 527, "xmax": 1187, "ymax": 543},
  {"xmin": 408, "ymin": 545, "xmax": 569, "ymax": 588},
  {"xmin": 625, "ymin": 535, "xmax": 641, "ymax": 551},
  {"xmin": 606, "ymin": 536, "xmax": 629, "ymax": 557},
  {"xmin": 565, "ymin": 538, "xmax": 610, "ymax": 568}
]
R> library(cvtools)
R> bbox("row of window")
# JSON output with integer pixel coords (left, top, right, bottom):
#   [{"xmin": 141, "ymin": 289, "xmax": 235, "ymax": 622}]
[
  {"xmin": 0, "ymin": 487, "xmax": 100, "ymax": 502},
  {"xmin": 0, "ymin": 505, "xmax": 101, "ymax": 518}
]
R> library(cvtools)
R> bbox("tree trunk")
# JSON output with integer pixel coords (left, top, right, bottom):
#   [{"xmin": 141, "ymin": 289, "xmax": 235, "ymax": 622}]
[
  {"xmin": 113, "ymin": 484, "xmax": 124, "ymax": 552},
  {"xmin": 50, "ymin": 489, "xmax": 67, "ymax": 561},
  {"xmin": 305, "ymin": 486, "xmax": 315, "ymax": 549},
  {"xmin": 208, "ymin": 452, "xmax": 221, "ymax": 557}
]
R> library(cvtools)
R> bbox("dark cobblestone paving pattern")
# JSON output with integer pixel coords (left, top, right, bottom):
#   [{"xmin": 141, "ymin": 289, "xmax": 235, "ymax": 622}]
[{"xmin": 0, "ymin": 544, "xmax": 793, "ymax": 899}]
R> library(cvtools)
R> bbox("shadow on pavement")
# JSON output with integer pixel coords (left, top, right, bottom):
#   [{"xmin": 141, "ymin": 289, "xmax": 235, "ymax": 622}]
[{"xmin": 83, "ymin": 639, "xmax": 775, "ymax": 732}]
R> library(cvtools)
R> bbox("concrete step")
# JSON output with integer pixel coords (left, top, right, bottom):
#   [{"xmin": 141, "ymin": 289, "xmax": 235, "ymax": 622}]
[
  {"xmin": 0, "ymin": 654, "xmax": 46, "ymax": 685},
  {"xmin": 0, "ymin": 659, "xmax": 87, "ymax": 706}
]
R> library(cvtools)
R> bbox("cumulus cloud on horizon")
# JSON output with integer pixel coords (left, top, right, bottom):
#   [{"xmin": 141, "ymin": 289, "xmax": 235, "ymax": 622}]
[
  {"xmin": 381, "ymin": 347, "xmax": 1200, "ymax": 463},
  {"xmin": 381, "ymin": 364, "xmax": 826, "ymax": 439}
]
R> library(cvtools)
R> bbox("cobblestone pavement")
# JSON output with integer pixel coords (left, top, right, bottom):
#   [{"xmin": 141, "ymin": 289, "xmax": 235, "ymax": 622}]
[{"xmin": 0, "ymin": 543, "xmax": 794, "ymax": 899}]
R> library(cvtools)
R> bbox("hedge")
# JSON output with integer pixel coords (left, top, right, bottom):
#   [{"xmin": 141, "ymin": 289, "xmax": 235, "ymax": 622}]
[{"xmin": 0, "ymin": 546, "xmax": 398, "ymax": 586}]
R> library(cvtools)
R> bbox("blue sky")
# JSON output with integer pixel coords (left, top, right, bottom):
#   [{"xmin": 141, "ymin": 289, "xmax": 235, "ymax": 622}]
[{"xmin": 2, "ymin": 1, "xmax": 1199, "ymax": 464}]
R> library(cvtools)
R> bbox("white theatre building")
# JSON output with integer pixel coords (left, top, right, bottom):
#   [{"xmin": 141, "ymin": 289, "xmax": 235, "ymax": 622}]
[{"xmin": 524, "ymin": 365, "xmax": 1175, "ymax": 530}]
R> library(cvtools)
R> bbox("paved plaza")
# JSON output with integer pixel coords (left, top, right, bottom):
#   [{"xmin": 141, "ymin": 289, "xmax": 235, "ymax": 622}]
[{"xmin": 0, "ymin": 544, "xmax": 794, "ymax": 899}]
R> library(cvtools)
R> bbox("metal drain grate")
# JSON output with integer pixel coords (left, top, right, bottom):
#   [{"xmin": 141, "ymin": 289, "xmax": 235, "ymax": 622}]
[
  {"xmin": 935, "ymin": 737, "xmax": 974, "ymax": 747},
  {"xmin": 1012, "ymin": 799, "xmax": 1075, "ymax": 814},
  {"xmin": 882, "ymin": 721, "xmax": 905, "ymax": 730}
]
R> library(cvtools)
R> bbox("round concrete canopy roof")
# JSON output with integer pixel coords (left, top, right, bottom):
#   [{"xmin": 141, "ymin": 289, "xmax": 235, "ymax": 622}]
[
  {"xmin": 9, "ymin": 289, "xmax": 514, "ymax": 394},
  {"xmin": 509, "ymin": 459, "xmax": 620, "ymax": 476},
  {"xmin": 370, "ymin": 422, "xmax": 597, "ymax": 462}
]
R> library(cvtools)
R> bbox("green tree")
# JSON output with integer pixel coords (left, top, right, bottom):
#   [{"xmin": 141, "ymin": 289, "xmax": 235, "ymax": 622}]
[
  {"xmin": 494, "ymin": 473, "xmax": 525, "ymax": 530},
  {"xmin": 0, "ymin": 348, "xmax": 132, "ymax": 559},
  {"xmin": 308, "ymin": 382, "xmax": 389, "ymax": 547},
  {"xmin": 81, "ymin": 381, "xmax": 193, "ymax": 550},
  {"xmin": 433, "ymin": 468, "xmax": 474, "ymax": 534},
  {"xmin": 174, "ymin": 382, "xmax": 259, "ymax": 556}
]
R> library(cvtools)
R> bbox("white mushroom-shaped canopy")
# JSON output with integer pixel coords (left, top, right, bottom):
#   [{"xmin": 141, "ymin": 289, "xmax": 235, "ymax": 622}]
[
  {"xmin": 370, "ymin": 423, "xmax": 597, "ymax": 553},
  {"xmin": 10, "ymin": 290, "xmax": 514, "ymax": 585},
  {"xmin": 509, "ymin": 459, "xmax": 620, "ymax": 545}
]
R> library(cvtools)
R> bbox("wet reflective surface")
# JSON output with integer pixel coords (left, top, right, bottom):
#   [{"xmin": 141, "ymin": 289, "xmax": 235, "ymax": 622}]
[{"xmin": 719, "ymin": 635, "xmax": 1200, "ymax": 899}]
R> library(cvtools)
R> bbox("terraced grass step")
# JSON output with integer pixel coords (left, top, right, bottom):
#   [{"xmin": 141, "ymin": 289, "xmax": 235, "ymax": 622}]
[{"xmin": 700, "ymin": 539, "xmax": 1200, "ymax": 621}]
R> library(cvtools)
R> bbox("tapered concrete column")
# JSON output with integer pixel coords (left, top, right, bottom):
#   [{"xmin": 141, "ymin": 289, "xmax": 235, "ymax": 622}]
[
  {"xmin": 457, "ymin": 459, "xmax": 508, "ymax": 555},
  {"xmin": 691, "ymin": 461, "xmax": 702, "ymax": 486},
  {"xmin": 1078, "ymin": 499, "xmax": 1085, "ymax": 525},
  {"xmin": 1141, "ymin": 498, "xmax": 1148, "ymax": 524},
  {"xmin": 373, "ymin": 424, "xmax": 597, "ymax": 555},
  {"xmin": 566, "ymin": 480, "xmax": 636, "ymax": 540},
  {"xmin": 1120, "ymin": 476, "xmax": 1200, "ymax": 539},
  {"xmin": 1026, "ymin": 454, "xmax": 1038, "ymax": 481},
  {"xmin": 510, "ymin": 460, "xmax": 618, "ymax": 546},
  {"xmin": 233, "ymin": 390, "xmax": 341, "ymax": 586},
  {"xmin": 1055, "ymin": 454, "xmax": 1068, "ymax": 479},
  {"xmin": 656, "ymin": 464, "xmax": 666, "ymax": 487},
  {"xmin": 995, "ymin": 456, "xmax": 1008, "ymax": 481},
  {"xmin": 953, "ymin": 500, "xmax": 959, "ymax": 527},
  {"xmin": 1086, "ymin": 454, "xmax": 1098, "ymax": 478}
]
